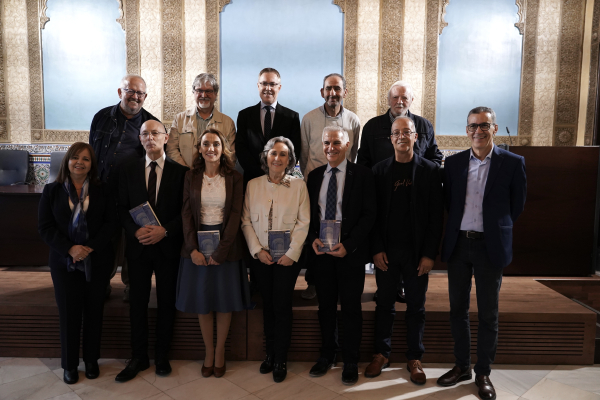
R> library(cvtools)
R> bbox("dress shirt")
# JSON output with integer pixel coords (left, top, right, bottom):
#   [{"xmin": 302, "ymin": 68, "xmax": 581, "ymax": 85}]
[
  {"xmin": 460, "ymin": 144, "xmax": 494, "ymax": 232},
  {"xmin": 318, "ymin": 159, "xmax": 347, "ymax": 221},
  {"xmin": 260, "ymin": 100, "xmax": 277, "ymax": 135},
  {"xmin": 144, "ymin": 152, "xmax": 166, "ymax": 205}
]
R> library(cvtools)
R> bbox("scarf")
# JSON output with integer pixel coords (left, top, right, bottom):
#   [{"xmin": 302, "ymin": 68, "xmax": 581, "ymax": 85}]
[{"xmin": 63, "ymin": 177, "xmax": 92, "ymax": 282}]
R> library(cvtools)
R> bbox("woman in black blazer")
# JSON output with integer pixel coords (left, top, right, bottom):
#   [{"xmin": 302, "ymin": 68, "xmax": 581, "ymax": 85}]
[{"xmin": 38, "ymin": 142, "xmax": 117, "ymax": 384}]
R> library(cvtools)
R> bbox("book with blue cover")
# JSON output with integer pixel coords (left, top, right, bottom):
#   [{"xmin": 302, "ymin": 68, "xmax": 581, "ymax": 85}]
[
  {"xmin": 197, "ymin": 231, "xmax": 220, "ymax": 259},
  {"xmin": 268, "ymin": 230, "xmax": 291, "ymax": 262},
  {"xmin": 129, "ymin": 202, "xmax": 161, "ymax": 227},
  {"xmin": 319, "ymin": 220, "xmax": 341, "ymax": 252}
]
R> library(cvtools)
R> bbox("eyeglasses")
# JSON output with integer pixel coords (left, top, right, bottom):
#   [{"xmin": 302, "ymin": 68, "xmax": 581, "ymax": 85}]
[
  {"xmin": 391, "ymin": 130, "xmax": 415, "ymax": 138},
  {"xmin": 122, "ymin": 88, "xmax": 146, "ymax": 97},
  {"xmin": 193, "ymin": 89, "xmax": 215, "ymax": 95},
  {"xmin": 259, "ymin": 81, "xmax": 280, "ymax": 88},
  {"xmin": 140, "ymin": 132, "xmax": 166, "ymax": 138},
  {"xmin": 467, "ymin": 123, "xmax": 494, "ymax": 132}
]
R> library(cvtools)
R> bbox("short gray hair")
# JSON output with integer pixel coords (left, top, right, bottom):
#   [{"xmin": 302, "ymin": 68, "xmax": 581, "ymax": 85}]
[
  {"xmin": 192, "ymin": 73, "xmax": 219, "ymax": 95},
  {"xmin": 468, "ymin": 106, "xmax": 496, "ymax": 124},
  {"xmin": 391, "ymin": 116, "xmax": 416, "ymax": 132},
  {"xmin": 259, "ymin": 136, "xmax": 297, "ymax": 175},
  {"xmin": 323, "ymin": 73, "xmax": 346, "ymax": 90},
  {"xmin": 120, "ymin": 74, "xmax": 146, "ymax": 89},
  {"xmin": 387, "ymin": 80, "xmax": 414, "ymax": 103},
  {"xmin": 322, "ymin": 126, "xmax": 349, "ymax": 143}
]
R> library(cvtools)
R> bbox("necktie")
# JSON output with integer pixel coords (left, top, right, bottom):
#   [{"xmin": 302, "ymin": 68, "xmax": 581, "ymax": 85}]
[
  {"xmin": 264, "ymin": 106, "xmax": 273, "ymax": 137},
  {"xmin": 325, "ymin": 167, "xmax": 339, "ymax": 220},
  {"xmin": 148, "ymin": 161, "xmax": 157, "ymax": 210}
]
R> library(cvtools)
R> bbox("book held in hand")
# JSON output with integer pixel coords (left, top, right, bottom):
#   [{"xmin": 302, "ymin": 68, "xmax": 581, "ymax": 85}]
[
  {"xmin": 129, "ymin": 202, "xmax": 161, "ymax": 227},
  {"xmin": 268, "ymin": 230, "xmax": 291, "ymax": 262},
  {"xmin": 319, "ymin": 220, "xmax": 341, "ymax": 252},
  {"xmin": 197, "ymin": 231, "xmax": 220, "ymax": 259}
]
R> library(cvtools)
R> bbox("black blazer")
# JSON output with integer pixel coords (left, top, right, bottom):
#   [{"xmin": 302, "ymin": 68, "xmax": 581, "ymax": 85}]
[
  {"xmin": 371, "ymin": 154, "xmax": 444, "ymax": 271},
  {"xmin": 306, "ymin": 161, "xmax": 377, "ymax": 264},
  {"xmin": 442, "ymin": 146, "xmax": 526, "ymax": 268},
  {"xmin": 38, "ymin": 181, "xmax": 118, "ymax": 271},
  {"xmin": 118, "ymin": 156, "xmax": 189, "ymax": 259},
  {"xmin": 236, "ymin": 102, "xmax": 301, "ymax": 185}
]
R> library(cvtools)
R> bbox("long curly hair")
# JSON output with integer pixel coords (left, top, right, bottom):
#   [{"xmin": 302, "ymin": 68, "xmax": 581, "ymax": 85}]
[{"xmin": 191, "ymin": 128, "xmax": 235, "ymax": 176}]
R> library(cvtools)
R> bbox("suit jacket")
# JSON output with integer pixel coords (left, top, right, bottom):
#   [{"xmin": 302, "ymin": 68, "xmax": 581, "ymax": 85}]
[
  {"xmin": 38, "ymin": 181, "xmax": 117, "ymax": 272},
  {"xmin": 181, "ymin": 169, "xmax": 245, "ymax": 263},
  {"xmin": 236, "ymin": 102, "xmax": 301, "ymax": 185},
  {"xmin": 306, "ymin": 161, "xmax": 377, "ymax": 264},
  {"xmin": 357, "ymin": 109, "xmax": 443, "ymax": 168},
  {"xmin": 441, "ymin": 146, "xmax": 527, "ymax": 268},
  {"xmin": 118, "ymin": 156, "xmax": 189, "ymax": 259},
  {"xmin": 371, "ymin": 154, "xmax": 444, "ymax": 273}
]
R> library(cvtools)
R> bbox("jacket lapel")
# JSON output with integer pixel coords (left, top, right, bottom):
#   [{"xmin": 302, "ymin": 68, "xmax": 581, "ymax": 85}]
[
  {"xmin": 271, "ymin": 103, "xmax": 284, "ymax": 137},
  {"xmin": 341, "ymin": 162, "xmax": 355, "ymax": 218},
  {"xmin": 251, "ymin": 103, "xmax": 265, "ymax": 144},
  {"xmin": 484, "ymin": 146, "xmax": 504, "ymax": 199},
  {"xmin": 382, "ymin": 157, "xmax": 395, "ymax": 217},
  {"xmin": 155, "ymin": 158, "xmax": 172, "ymax": 208},
  {"xmin": 456, "ymin": 150, "xmax": 470, "ymax": 211},
  {"xmin": 136, "ymin": 158, "xmax": 149, "ymax": 203},
  {"xmin": 411, "ymin": 154, "xmax": 422, "ymax": 206}
]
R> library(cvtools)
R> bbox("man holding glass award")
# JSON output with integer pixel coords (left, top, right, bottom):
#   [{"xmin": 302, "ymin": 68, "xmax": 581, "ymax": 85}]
[{"xmin": 305, "ymin": 126, "xmax": 377, "ymax": 385}]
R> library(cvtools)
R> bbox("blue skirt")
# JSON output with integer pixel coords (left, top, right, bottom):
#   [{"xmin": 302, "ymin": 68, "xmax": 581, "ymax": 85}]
[{"xmin": 176, "ymin": 224, "xmax": 252, "ymax": 314}]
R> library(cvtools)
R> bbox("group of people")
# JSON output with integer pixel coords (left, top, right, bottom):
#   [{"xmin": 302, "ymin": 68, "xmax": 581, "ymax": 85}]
[{"xmin": 37, "ymin": 67, "xmax": 526, "ymax": 400}]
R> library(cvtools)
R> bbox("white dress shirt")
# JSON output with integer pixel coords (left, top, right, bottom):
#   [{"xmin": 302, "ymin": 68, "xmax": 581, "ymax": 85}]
[
  {"xmin": 144, "ymin": 152, "xmax": 166, "ymax": 204},
  {"xmin": 317, "ymin": 159, "xmax": 347, "ymax": 221}
]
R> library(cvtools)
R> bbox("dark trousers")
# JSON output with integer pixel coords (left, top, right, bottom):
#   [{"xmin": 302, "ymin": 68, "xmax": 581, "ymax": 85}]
[
  {"xmin": 448, "ymin": 235, "xmax": 503, "ymax": 376},
  {"xmin": 109, "ymin": 228, "xmax": 129, "ymax": 286},
  {"xmin": 128, "ymin": 245, "xmax": 180, "ymax": 362},
  {"xmin": 250, "ymin": 257, "xmax": 301, "ymax": 363},
  {"xmin": 374, "ymin": 254, "xmax": 428, "ymax": 360},
  {"xmin": 313, "ymin": 254, "xmax": 365, "ymax": 364},
  {"xmin": 50, "ymin": 264, "xmax": 111, "ymax": 370}
]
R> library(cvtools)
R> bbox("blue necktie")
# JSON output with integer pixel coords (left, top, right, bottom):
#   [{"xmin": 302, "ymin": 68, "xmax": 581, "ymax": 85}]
[
  {"xmin": 264, "ymin": 106, "xmax": 273, "ymax": 137},
  {"xmin": 325, "ymin": 167, "xmax": 339, "ymax": 220}
]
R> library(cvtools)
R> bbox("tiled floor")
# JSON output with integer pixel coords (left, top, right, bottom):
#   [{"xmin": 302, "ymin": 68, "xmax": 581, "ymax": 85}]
[{"xmin": 0, "ymin": 358, "xmax": 599, "ymax": 400}]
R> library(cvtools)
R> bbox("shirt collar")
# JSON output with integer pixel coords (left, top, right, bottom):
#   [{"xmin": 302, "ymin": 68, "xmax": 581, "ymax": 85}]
[
  {"xmin": 261, "ymin": 100, "xmax": 277, "ymax": 110},
  {"xmin": 325, "ymin": 158, "xmax": 347, "ymax": 174},
  {"xmin": 195, "ymin": 107, "xmax": 213, "ymax": 121},
  {"xmin": 469, "ymin": 144, "xmax": 494, "ymax": 161},
  {"xmin": 145, "ymin": 152, "xmax": 166, "ymax": 169},
  {"xmin": 319, "ymin": 104, "xmax": 344, "ymax": 119},
  {"xmin": 266, "ymin": 174, "xmax": 291, "ymax": 188},
  {"xmin": 388, "ymin": 109, "xmax": 411, "ymax": 124}
]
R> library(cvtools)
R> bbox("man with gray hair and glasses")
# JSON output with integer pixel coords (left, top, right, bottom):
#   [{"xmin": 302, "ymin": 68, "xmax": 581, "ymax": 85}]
[
  {"xmin": 89, "ymin": 74, "xmax": 160, "ymax": 301},
  {"xmin": 167, "ymin": 73, "xmax": 236, "ymax": 168}
]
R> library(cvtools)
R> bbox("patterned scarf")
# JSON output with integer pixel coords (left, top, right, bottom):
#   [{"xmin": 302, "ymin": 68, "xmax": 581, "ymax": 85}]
[{"xmin": 63, "ymin": 177, "xmax": 91, "ymax": 282}]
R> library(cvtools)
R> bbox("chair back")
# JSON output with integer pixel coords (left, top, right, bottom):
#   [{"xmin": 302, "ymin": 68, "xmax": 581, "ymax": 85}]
[
  {"xmin": 0, "ymin": 150, "xmax": 28, "ymax": 185},
  {"xmin": 48, "ymin": 151, "xmax": 67, "ymax": 183}
]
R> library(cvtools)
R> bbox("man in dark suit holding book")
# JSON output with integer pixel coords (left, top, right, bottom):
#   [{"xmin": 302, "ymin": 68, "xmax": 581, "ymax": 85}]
[
  {"xmin": 115, "ymin": 120, "xmax": 189, "ymax": 382},
  {"xmin": 364, "ymin": 116, "xmax": 443, "ymax": 384},
  {"xmin": 305, "ymin": 126, "xmax": 376, "ymax": 385}
]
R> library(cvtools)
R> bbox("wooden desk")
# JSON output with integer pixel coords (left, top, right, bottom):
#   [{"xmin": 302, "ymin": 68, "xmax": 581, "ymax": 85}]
[{"xmin": 0, "ymin": 185, "xmax": 48, "ymax": 266}]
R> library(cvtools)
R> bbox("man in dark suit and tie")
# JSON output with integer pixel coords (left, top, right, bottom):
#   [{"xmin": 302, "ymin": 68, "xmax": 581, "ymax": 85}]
[
  {"xmin": 236, "ymin": 67, "xmax": 301, "ymax": 188},
  {"xmin": 437, "ymin": 107, "xmax": 526, "ymax": 400},
  {"xmin": 115, "ymin": 120, "xmax": 189, "ymax": 382},
  {"xmin": 306, "ymin": 126, "xmax": 376, "ymax": 385}
]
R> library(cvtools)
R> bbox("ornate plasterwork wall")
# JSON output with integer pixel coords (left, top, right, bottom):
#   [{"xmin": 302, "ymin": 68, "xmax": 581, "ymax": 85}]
[
  {"xmin": 0, "ymin": 3, "xmax": 7, "ymax": 141},
  {"xmin": 584, "ymin": 0, "xmax": 600, "ymax": 146},
  {"xmin": 355, "ymin": 0, "xmax": 380, "ymax": 125},
  {"xmin": 334, "ymin": 0, "xmax": 358, "ymax": 114},
  {"xmin": 26, "ymin": 0, "xmax": 43, "ymax": 137},
  {"xmin": 125, "ymin": 0, "xmax": 141, "ymax": 75},
  {"xmin": 401, "ymin": 0, "xmax": 426, "ymax": 117},
  {"xmin": 378, "ymin": 0, "xmax": 404, "ymax": 116},
  {"xmin": 184, "ymin": 0, "xmax": 206, "ymax": 109},
  {"xmin": 139, "ymin": 0, "xmax": 162, "ymax": 120},
  {"xmin": 422, "ymin": 0, "xmax": 442, "ymax": 126},
  {"xmin": 162, "ymin": 0, "xmax": 184, "ymax": 123},
  {"xmin": 517, "ymin": 0, "xmax": 538, "ymax": 147}
]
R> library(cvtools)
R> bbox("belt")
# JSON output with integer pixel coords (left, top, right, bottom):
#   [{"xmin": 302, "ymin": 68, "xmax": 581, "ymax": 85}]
[{"xmin": 460, "ymin": 230, "xmax": 484, "ymax": 239}]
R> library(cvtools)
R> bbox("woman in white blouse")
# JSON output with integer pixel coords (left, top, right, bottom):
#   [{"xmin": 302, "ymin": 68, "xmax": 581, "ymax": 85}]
[
  {"xmin": 176, "ymin": 128, "xmax": 250, "ymax": 378},
  {"xmin": 242, "ymin": 136, "xmax": 310, "ymax": 383}
]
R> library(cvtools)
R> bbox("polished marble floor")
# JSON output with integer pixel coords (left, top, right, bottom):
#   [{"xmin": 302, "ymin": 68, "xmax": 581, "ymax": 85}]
[{"xmin": 0, "ymin": 358, "xmax": 599, "ymax": 400}]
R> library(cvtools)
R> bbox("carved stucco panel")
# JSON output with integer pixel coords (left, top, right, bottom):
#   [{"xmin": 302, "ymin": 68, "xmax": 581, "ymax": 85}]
[
  {"xmin": 401, "ymin": 0, "xmax": 426, "ymax": 117},
  {"xmin": 585, "ymin": 0, "xmax": 600, "ymax": 145},
  {"xmin": 162, "ymin": 0, "xmax": 184, "ymax": 123},
  {"xmin": 0, "ymin": 1, "xmax": 5, "ymax": 119},
  {"xmin": 422, "ymin": 0, "xmax": 441, "ymax": 126},
  {"xmin": 4, "ymin": 0, "xmax": 32, "ymax": 143},
  {"xmin": 27, "ymin": 0, "xmax": 43, "ymax": 132},
  {"xmin": 139, "ymin": 0, "xmax": 163, "ymax": 120},
  {"xmin": 184, "ymin": 0, "xmax": 206, "ymax": 109},
  {"xmin": 378, "ymin": 0, "xmax": 403, "ymax": 115},
  {"xmin": 355, "ymin": 0, "xmax": 380, "ymax": 125},
  {"xmin": 518, "ymin": 0, "xmax": 539, "ymax": 143},
  {"xmin": 125, "ymin": 0, "xmax": 141, "ymax": 75},
  {"xmin": 31, "ymin": 129, "xmax": 89, "ymax": 143}
]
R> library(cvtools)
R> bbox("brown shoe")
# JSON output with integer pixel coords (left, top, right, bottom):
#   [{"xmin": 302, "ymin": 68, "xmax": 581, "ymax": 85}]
[
  {"xmin": 437, "ymin": 365, "xmax": 472, "ymax": 386},
  {"xmin": 214, "ymin": 361, "xmax": 226, "ymax": 378},
  {"xmin": 201, "ymin": 363, "xmax": 214, "ymax": 378},
  {"xmin": 407, "ymin": 360, "xmax": 426, "ymax": 385},
  {"xmin": 475, "ymin": 375, "xmax": 496, "ymax": 400},
  {"xmin": 364, "ymin": 353, "xmax": 389, "ymax": 378}
]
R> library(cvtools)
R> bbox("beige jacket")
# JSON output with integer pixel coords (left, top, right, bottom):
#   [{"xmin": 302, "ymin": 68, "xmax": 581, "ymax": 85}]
[
  {"xmin": 167, "ymin": 106, "xmax": 236, "ymax": 168},
  {"xmin": 241, "ymin": 175, "xmax": 310, "ymax": 262}
]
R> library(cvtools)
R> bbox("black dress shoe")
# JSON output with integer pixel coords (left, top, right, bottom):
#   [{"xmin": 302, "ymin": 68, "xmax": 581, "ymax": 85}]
[
  {"xmin": 437, "ymin": 365, "xmax": 472, "ymax": 386},
  {"xmin": 115, "ymin": 358, "xmax": 150, "ymax": 382},
  {"xmin": 309, "ymin": 356, "xmax": 336, "ymax": 377},
  {"xmin": 155, "ymin": 359, "xmax": 172, "ymax": 376},
  {"xmin": 260, "ymin": 355, "xmax": 274, "ymax": 374},
  {"xmin": 475, "ymin": 375, "xmax": 497, "ymax": 400},
  {"xmin": 63, "ymin": 368, "xmax": 79, "ymax": 384},
  {"xmin": 342, "ymin": 363, "xmax": 359, "ymax": 385},
  {"xmin": 272, "ymin": 362, "xmax": 287, "ymax": 383},
  {"xmin": 85, "ymin": 361, "xmax": 99, "ymax": 379}
]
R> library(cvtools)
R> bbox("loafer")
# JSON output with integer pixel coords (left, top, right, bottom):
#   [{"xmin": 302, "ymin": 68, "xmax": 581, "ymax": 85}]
[
  {"xmin": 272, "ymin": 362, "xmax": 287, "ymax": 383},
  {"xmin": 475, "ymin": 375, "xmax": 497, "ymax": 400},
  {"xmin": 214, "ymin": 361, "xmax": 226, "ymax": 378},
  {"xmin": 260, "ymin": 355, "xmax": 274, "ymax": 374},
  {"xmin": 155, "ymin": 359, "xmax": 172, "ymax": 376},
  {"xmin": 342, "ymin": 363, "xmax": 359, "ymax": 385},
  {"xmin": 364, "ymin": 353, "xmax": 389, "ymax": 378},
  {"xmin": 437, "ymin": 365, "xmax": 472, "ymax": 387},
  {"xmin": 85, "ymin": 361, "xmax": 99, "ymax": 379},
  {"xmin": 115, "ymin": 358, "xmax": 150, "ymax": 382},
  {"xmin": 63, "ymin": 368, "xmax": 79, "ymax": 384},
  {"xmin": 201, "ymin": 363, "xmax": 214, "ymax": 378},
  {"xmin": 309, "ymin": 356, "xmax": 336, "ymax": 377},
  {"xmin": 301, "ymin": 284, "xmax": 317, "ymax": 300},
  {"xmin": 407, "ymin": 359, "xmax": 426, "ymax": 385}
]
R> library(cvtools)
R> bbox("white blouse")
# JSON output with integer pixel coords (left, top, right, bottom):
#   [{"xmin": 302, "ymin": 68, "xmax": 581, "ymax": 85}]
[{"xmin": 200, "ymin": 173, "xmax": 226, "ymax": 225}]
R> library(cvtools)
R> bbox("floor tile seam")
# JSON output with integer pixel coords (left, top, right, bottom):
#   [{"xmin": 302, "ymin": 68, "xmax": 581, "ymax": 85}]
[
  {"xmin": 0, "ymin": 367, "xmax": 54, "ymax": 387},
  {"xmin": 542, "ymin": 376, "xmax": 600, "ymax": 396}
]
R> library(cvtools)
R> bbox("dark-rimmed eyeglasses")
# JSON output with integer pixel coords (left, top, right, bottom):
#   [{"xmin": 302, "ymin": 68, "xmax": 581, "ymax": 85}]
[
  {"xmin": 391, "ymin": 130, "xmax": 415, "ymax": 138},
  {"xmin": 122, "ymin": 88, "xmax": 146, "ymax": 97},
  {"xmin": 466, "ymin": 123, "xmax": 494, "ymax": 132},
  {"xmin": 259, "ymin": 81, "xmax": 280, "ymax": 88},
  {"xmin": 193, "ymin": 89, "xmax": 215, "ymax": 95}
]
